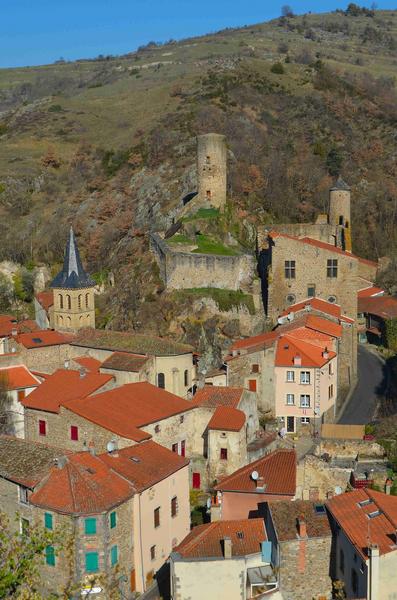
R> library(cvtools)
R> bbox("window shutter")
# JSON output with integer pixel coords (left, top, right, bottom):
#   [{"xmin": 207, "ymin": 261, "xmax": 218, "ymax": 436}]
[
  {"xmin": 85, "ymin": 552, "xmax": 99, "ymax": 573},
  {"xmin": 44, "ymin": 512, "xmax": 53, "ymax": 530},
  {"xmin": 45, "ymin": 545, "xmax": 55, "ymax": 566},
  {"xmin": 111, "ymin": 545, "xmax": 118, "ymax": 566},
  {"xmin": 85, "ymin": 517, "xmax": 97, "ymax": 535},
  {"xmin": 261, "ymin": 541, "xmax": 272, "ymax": 563},
  {"xmin": 110, "ymin": 511, "xmax": 117, "ymax": 529}
]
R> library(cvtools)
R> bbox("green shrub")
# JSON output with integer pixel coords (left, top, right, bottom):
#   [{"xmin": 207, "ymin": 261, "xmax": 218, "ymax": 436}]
[
  {"xmin": 48, "ymin": 104, "xmax": 63, "ymax": 113},
  {"xmin": 271, "ymin": 62, "xmax": 285, "ymax": 74}
]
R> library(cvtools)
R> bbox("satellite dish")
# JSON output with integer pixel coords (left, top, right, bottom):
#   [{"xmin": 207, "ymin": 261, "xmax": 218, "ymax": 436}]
[
  {"xmin": 335, "ymin": 486, "xmax": 342, "ymax": 495},
  {"xmin": 206, "ymin": 498, "xmax": 211, "ymax": 509},
  {"xmin": 314, "ymin": 408, "xmax": 320, "ymax": 415},
  {"xmin": 106, "ymin": 440, "xmax": 115, "ymax": 453},
  {"xmin": 251, "ymin": 470, "xmax": 259, "ymax": 481}
]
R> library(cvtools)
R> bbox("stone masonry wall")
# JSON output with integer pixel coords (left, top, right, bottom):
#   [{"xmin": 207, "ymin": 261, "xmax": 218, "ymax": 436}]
[
  {"xmin": 227, "ymin": 347, "xmax": 276, "ymax": 414},
  {"xmin": 150, "ymin": 234, "xmax": 255, "ymax": 292}
]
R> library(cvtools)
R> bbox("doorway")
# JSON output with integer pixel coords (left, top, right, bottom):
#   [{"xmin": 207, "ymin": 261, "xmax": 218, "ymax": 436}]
[{"xmin": 286, "ymin": 416, "xmax": 295, "ymax": 433}]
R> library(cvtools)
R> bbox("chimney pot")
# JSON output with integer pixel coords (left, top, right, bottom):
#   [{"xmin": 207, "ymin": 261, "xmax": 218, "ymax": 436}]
[
  {"xmin": 223, "ymin": 536, "xmax": 232, "ymax": 559},
  {"xmin": 298, "ymin": 515, "xmax": 307, "ymax": 538},
  {"xmin": 79, "ymin": 367, "xmax": 86, "ymax": 379},
  {"xmin": 88, "ymin": 441, "xmax": 96, "ymax": 456},
  {"xmin": 256, "ymin": 476, "xmax": 265, "ymax": 490}
]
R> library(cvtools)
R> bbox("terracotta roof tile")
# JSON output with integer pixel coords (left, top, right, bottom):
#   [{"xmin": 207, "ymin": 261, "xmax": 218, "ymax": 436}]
[
  {"xmin": 357, "ymin": 286, "xmax": 384, "ymax": 299},
  {"xmin": 327, "ymin": 489, "xmax": 397, "ymax": 559},
  {"xmin": 275, "ymin": 335, "xmax": 336, "ymax": 368},
  {"xmin": 280, "ymin": 297, "xmax": 353, "ymax": 324},
  {"xmin": 36, "ymin": 291, "xmax": 54, "ymax": 312},
  {"xmin": 30, "ymin": 452, "xmax": 134, "ymax": 514},
  {"xmin": 193, "ymin": 386, "xmax": 244, "ymax": 409},
  {"xmin": 101, "ymin": 352, "xmax": 150, "ymax": 372},
  {"xmin": 0, "ymin": 315, "xmax": 39, "ymax": 337},
  {"xmin": 73, "ymin": 356, "xmax": 102, "ymax": 372},
  {"xmin": 358, "ymin": 295, "xmax": 397, "ymax": 320},
  {"xmin": 0, "ymin": 435, "xmax": 72, "ymax": 488},
  {"xmin": 269, "ymin": 500, "xmax": 331, "ymax": 541},
  {"xmin": 174, "ymin": 518, "xmax": 266, "ymax": 558},
  {"xmin": 72, "ymin": 328, "xmax": 193, "ymax": 357},
  {"xmin": 99, "ymin": 440, "xmax": 189, "ymax": 491},
  {"xmin": 22, "ymin": 369, "xmax": 113, "ymax": 413},
  {"xmin": 64, "ymin": 382, "xmax": 194, "ymax": 442},
  {"xmin": 215, "ymin": 449, "xmax": 296, "ymax": 495},
  {"xmin": 0, "ymin": 366, "xmax": 40, "ymax": 390},
  {"xmin": 15, "ymin": 330, "xmax": 74, "ymax": 349},
  {"xmin": 230, "ymin": 331, "xmax": 279, "ymax": 353},
  {"xmin": 207, "ymin": 406, "xmax": 245, "ymax": 432}
]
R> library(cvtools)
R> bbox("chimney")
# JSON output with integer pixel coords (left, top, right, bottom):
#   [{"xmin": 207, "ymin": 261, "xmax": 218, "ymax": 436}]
[
  {"xmin": 256, "ymin": 476, "xmax": 266, "ymax": 491},
  {"xmin": 11, "ymin": 328, "xmax": 18, "ymax": 337},
  {"xmin": 79, "ymin": 367, "xmax": 86, "ymax": 379},
  {"xmin": 54, "ymin": 456, "xmax": 67, "ymax": 469},
  {"xmin": 368, "ymin": 544, "xmax": 380, "ymax": 600},
  {"xmin": 298, "ymin": 515, "xmax": 307, "ymax": 538},
  {"xmin": 385, "ymin": 478, "xmax": 393, "ymax": 495},
  {"xmin": 293, "ymin": 355, "xmax": 301, "ymax": 366},
  {"xmin": 88, "ymin": 440, "xmax": 96, "ymax": 456},
  {"xmin": 322, "ymin": 347, "xmax": 329, "ymax": 360},
  {"xmin": 223, "ymin": 536, "xmax": 232, "ymax": 559},
  {"xmin": 64, "ymin": 359, "xmax": 70, "ymax": 370}
]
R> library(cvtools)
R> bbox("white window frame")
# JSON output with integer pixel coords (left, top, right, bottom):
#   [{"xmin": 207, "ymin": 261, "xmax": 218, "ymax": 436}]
[
  {"xmin": 19, "ymin": 486, "xmax": 29, "ymax": 505},
  {"xmin": 300, "ymin": 395, "xmax": 310, "ymax": 408},
  {"xmin": 301, "ymin": 417, "xmax": 310, "ymax": 424},
  {"xmin": 300, "ymin": 371, "xmax": 310, "ymax": 384},
  {"xmin": 286, "ymin": 371, "xmax": 295, "ymax": 382},
  {"xmin": 286, "ymin": 394, "xmax": 295, "ymax": 406}
]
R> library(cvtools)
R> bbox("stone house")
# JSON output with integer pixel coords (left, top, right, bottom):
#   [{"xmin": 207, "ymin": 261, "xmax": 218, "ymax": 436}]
[
  {"xmin": 69, "ymin": 328, "xmax": 196, "ymax": 398},
  {"xmin": 0, "ymin": 313, "xmax": 39, "ymax": 354},
  {"xmin": 0, "ymin": 364, "xmax": 40, "ymax": 437},
  {"xmin": 212, "ymin": 449, "xmax": 296, "ymax": 520},
  {"xmin": 265, "ymin": 499, "xmax": 333, "ymax": 600},
  {"xmin": 0, "ymin": 435, "xmax": 190, "ymax": 597},
  {"xmin": 10, "ymin": 329, "xmax": 74, "ymax": 373},
  {"xmin": 170, "ymin": 518, "xmax": 281, "ymax": 600},
  {"xmin": 358, "ymin": 290, "xmax": 397, "ymax": 347},
  {"xmin": 327, "ymin": 488, "xmax": 397, "ymax": 600},
  {"xmin": 189, "ymin": 386, "xmax": 259, "ymax": 489}
]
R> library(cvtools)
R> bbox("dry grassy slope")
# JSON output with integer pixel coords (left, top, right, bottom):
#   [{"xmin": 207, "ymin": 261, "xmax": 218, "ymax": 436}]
[{"xmin": 1, "ymin": 9, "xmax": 397, "ymax": 338}]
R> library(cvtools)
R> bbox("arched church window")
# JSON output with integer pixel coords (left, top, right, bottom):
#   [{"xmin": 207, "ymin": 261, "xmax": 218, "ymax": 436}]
[
  {"xmin": 85, "ymin": 293, "xmax": 89, "ymax": 309},
  {"xmin": 78, "ymin": 295, "xmax": 82, "ymax": 309},
  {"xmin": 59, "ymin": 294, "xmax": 63, "ymax": 309},
  {"xmin": 157, "ymin": 373, "xmax": 165, "ymax": 389},
  {"xmin": 66, "ymin": 295, "xmax": 71, "ymax": 310}
]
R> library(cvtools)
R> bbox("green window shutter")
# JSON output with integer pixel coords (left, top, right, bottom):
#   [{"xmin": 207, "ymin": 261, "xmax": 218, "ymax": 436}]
[
  {"xmin": 44, "ymin": 512, "xmax": 53, "ymax": 530},
  {"xmin": 85, "ymin": 517, "xmax": 97, "ymax": 535},
  {"xmin": 45, "ymin": 545, "xmax": 55, "ymax": 566},
  {"xmin": 85, "ymin": 551, "xmax": 99, "ymax": 573},
  {"xmin": 110, "ymin": 511, "xmax": 117, "ymax": 529},
  {"xmin": 111, "ymin": 545, "xmax": 118, "ymax": 566}
]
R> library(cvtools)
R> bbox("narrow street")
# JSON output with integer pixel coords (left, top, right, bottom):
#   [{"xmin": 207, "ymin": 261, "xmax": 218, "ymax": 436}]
[{"xmin": 338, "ymin": 345, "xmax": 386, "ymax": 425}]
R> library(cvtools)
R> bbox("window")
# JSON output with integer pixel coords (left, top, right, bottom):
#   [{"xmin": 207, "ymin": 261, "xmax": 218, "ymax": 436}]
[
  {"xmin": 157, "ymin": 373, "xmax": 165, "ymax": 389},
  {"xmin": 85, "ymin": 551, "xmax": 99, "ymax": 573},
  {"xmin": 150, "ymin": 545, "xmax": 156, "ymax": 561},
  {"xmin": 248, "ymin": 379, "xmax": 257, "ymax": 392},
  {"xmin": 286, "ymin": 371, "xmax": 295, "ymax": 382},
  {"xmin": 59, "ymin": 294, "xmax": 63, "ymax": 309},
  {"xmin": 327, "ymin": 259, "xmax": 338, "ymax": 278},
  {"xmin": 154, "ymin": 424, "xmax": 160, "ymax": 434},
  {"xmin": 70, "ymin": 425, "xmax": 79, "ymax": 441},
  {"xmin": 328, "ymin": 295, "xmax": 337, "ymax": 303},
  {"xmin": 20, "ymin": 518, "xmax": 29, "ymax": 535},
  {"xmin": 45, "ymin": 545, "xmax": 55, "ymax": 567},
  {"xmin": 66, "ymin": 294, "xmax": 71, "ymax": 310},
  {"xmin": 184, "ymin": 369, "xmax": 189, "ymax": 387},
  {"xmin": 78, "ymin": 295, "xmax": 82, "ymax": 309},
  {"xmin": 172, "ymin": 443, "xmax": 178, "ymax": 453},
  {"xmin": 300, "ymin": 395, "xmax": 310, "ymax": 408},
  {"xmin": 351, "ymin": 568, "xmax": 358, "ymax": 594},
  {"xmin": 44, "ymin": 512, "xmax": 53, "ymax": 530},
  {"xmin": 286, "ymin": 393, "xmax": 295, "ymax": 406},
  {"xmin": 17, "ymin": 389, "xmax": 26, "ymax": 402},
  {"xmin": 19, "ymin": 486, "xmax": 28, "ymax": 505},
  {"xmin": 284, "ymin": 260, "xmax": 296, "ymax": 279},
  {"xmin": 307, "ymin": 285, "xmax": 316, "ymax": 298},
  {"xmin": 110, "ymin": 545, "xmax": 118, "ymax": 566},
  {"xmin": 171, "ymin": 496, "xmax": 178, "ymax": 517},
  {"xmin": 110, "ymin": 511, "xmax": 117, "ymax": 529},
  {"xmin": 85, "ymin": 293, "xmax": 89, "ymax": 308},
  {"xmin": 85, "ymin": 517, "xmax": 97, "ymax": 535},
  {"xmin": 154, "ymin": 507, "xmax": 160, "ymax": 528},
  {"xmin": 300, "ymin": 372, "xmax": 310, "ymax": 384},
  {"xmin": 286, "ymin": 294, "xmax": 296, "ymax": 305},
  {"xmin": 180, "ymin": 415, "xmax": 184, "ymax": 424},
  {"xmin": 252, "ymin": 364, "xmax": 259, "ymax": 374},
  {"xmin": 329, "ymin": 363, "xmax": 333, "ymax": 375},
  {"xmin": 339, "ymin": 548, "xmax": 344, "ymax": 573},
  {"xmin": 301, "ymin": 417, "xmax": 310, "ymax": 424},
  {"xmin": 180, "ymin": 440, "xmax": 186, "ymax": 457},
  {"xmin": 329, "ymin": 384, "xmax": 334, "ymax": 399},
  {"xmin": 38, "ymin": 419, "xmax": 47, "ymax": 436},
  {"xmin": 220, "ymin": 448, "xmax": 228, "ymax": 460}
]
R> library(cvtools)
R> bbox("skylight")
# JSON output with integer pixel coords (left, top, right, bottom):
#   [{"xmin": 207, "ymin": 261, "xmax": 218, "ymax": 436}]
[
  {"xmin": 368, "ymin": 510, "xmax": 381, "ymax": 519},
  {"xmin": 236, "ymin": 532, "xmax": 244, "ymax": 539},
  {"xmin": 32, "ymin": 338, "xmax": 43, "ymax": 344},
  {"xmin": 130, "ymin": 457, "xmax": 140, "ymax": 463},
  {"xmin": 358, "ymin": 499, "xmax": 373, "ymax": 507},
  {"xmin": 315, "ymin": 504, "xmax": 326, "ymax": 515}
]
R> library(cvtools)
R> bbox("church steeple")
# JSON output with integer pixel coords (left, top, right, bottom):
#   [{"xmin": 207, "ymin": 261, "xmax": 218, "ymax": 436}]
[{"xmin": 51, "ymin": 227, "xmax": 96, "ymax": 331}]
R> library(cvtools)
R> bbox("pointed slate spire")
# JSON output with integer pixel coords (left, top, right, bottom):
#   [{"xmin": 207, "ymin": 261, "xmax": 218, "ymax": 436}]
[
  {"xmin": 330, "ymin": 175, "xmax": 350, "ymax": 191},
  {"xmin": 50, "ymin": 227, "xmax": 95, "ymax": 289}
]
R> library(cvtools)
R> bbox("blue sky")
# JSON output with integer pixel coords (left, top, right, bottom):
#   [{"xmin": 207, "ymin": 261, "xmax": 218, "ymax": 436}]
[{"xmin": 1, "ymin": 1, "xmax": 394, "ymax": 68}]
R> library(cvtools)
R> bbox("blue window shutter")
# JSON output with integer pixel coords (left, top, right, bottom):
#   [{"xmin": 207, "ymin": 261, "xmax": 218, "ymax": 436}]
[
  {"xmin": 85, "ymin": 551, "xmax": 99, "ymax": 573},
  {"xmin": 111, "ymin": 545, "xmax": 118, "ymax": 566},
  {"xmin": 45, "ymin": 545, "xmax": 55, "ymax": 566},
  {"xmin": 44, "ymin": 512, "xmax": 53, "ymax": 530},
  {"xmin": 85, "ymin": 517, "xmax": 97, "ymax": 535},
  {"xmin": 261, "ymin": 541, "xmax": 272, "ymax": 563}
]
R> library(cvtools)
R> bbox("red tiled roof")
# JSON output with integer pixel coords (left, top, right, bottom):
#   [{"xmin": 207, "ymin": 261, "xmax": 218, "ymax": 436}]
[
  {"xmin": 270, "ymin": 500, "xmax": 331, "ymax": 541},
  {"xmin": 73, "ymin": 356, "xmax": 102, "ymax": 372},
  {"xmin": 174, "ymin": 518, "xmax": 266, "ymax": 558},
  {"xmin": 275, "ymin": 335, "xmax": 336, "ymax": 368},
  {"xmin": 21, "ymin": 369, "xmax": 113, "ymax": 413},
  {"xmin": 100, "ymin": 440, "xmax": 189, "ymax": 492},
  {"xmin": 280, "ymin": 297, "xmax": 353, "ymax": 324},
  {"xmin": 30, "ymin": 452, "xmax": 134, "ymax": 514},
  {"xmin": 215, "ymin": 449, "xmax": 296, "ymax": 495},
  {"xmin": 304, "ymin": 314, "xmax": 342, "ymax": 338},
  {"xmin": 36, "ymin": 291, "xmax": 54, "ymax": 312},
  {"xmin": 193, "ymin": 386, "xmax": 244, "ymax": 409},
  {"xmin": 101, "ymin": 352, "xmax": 150, "ymax": 372},
  {"xmin": 0, "ymin": 366, "xmax": 40, "ymax": 390},
  {"xmin": 15, "ymin": 330, "xmax": 74, "ymax": 349},
  {"xmin": 269, "ymin": 231, "xmax": 378, "ymax": 267},
  {"xmin": 64, "ymin": 382, "xmax": 194, "ymax": 442},
  {"xmin": 358, "ymin": 295, "xmax": 397, "ymax": 320},
  {"xmin": 358, "ymin": 286, "xmax": 384, "ymax": 299},
  {"xmin": 0, "ymin": 315, "xmax": 39, "ymax": 337},
  {"xmin": 207, "ymin": 406, "xmax": 245, "ymax": 432},
  {"xmin": 229, "ymin": 331, "xmax": 279, "ymax": 353},
  {"xmin": 327, "ymin": 489, "xmax": 397, "ymax": 559}
]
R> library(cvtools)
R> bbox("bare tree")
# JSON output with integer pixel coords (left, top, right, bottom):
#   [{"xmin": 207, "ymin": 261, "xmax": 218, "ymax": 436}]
[{"xmin": 281, "ymin": 5, "xmax": 294, "ymax": 17}]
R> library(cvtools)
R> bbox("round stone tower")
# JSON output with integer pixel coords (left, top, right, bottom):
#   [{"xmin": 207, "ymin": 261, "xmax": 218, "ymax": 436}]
[
  {"xmin": 329, "ymin": 176, "xmax": 351, "ymax": 251},
  {"xmin": 197, "ymin": 133, "xmax": 227, "ymax": 209}
]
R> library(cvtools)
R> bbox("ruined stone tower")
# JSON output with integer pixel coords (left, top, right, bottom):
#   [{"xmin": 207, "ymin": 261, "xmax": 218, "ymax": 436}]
[
  {"xmin": 50, "ymin": 227, "xmax": 96, "ymax": 331},
  {"xmin": 329, "ymin": 176, "xmax": 352, "ymax": 252},
  {"xmin": 197, "ymin": 133, "xmax": 227, "ymax": 209}
]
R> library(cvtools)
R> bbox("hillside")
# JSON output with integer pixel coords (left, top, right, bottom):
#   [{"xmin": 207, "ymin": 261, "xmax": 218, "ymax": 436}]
[{"xmin": 1, "ymin": 6, "xmax": 397, "ymax": 344}]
